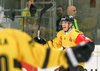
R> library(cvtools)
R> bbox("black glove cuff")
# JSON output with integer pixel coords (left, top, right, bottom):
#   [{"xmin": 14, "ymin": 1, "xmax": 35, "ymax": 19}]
[
  {"xmin": 86, "ymin": 41, "xmax": 95, "ymax": 52},
  {"xmin": 34, "ymin": 37, "xmax": 46, "ymax": 44}
]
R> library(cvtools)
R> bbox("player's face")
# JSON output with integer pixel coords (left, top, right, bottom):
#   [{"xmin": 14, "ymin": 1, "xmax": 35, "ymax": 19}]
[{"xmin": 61, "ymin": 21, "xmax": 69, "ymax": 31}]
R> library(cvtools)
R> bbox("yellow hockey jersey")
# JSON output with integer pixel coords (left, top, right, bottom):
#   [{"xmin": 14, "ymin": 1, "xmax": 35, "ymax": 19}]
[
  {"xmin": 0, "ymin": 29, "xmax": 69, "ymax": 71},
  {"xmin": 45, "ymin": 29, "xmax": 83, "ymax": 48},
  {"xmin": 45, "ymin": 29, "xmax": 86, "ymax": 67}
]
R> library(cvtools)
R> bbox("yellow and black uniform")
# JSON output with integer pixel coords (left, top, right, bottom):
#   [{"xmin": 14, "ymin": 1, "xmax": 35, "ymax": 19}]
[
  {"xmin": 45, "ymin": 28, "xmax": 92, "ymax": 67},
  {"xmin": 46, "ymin": 28, "xmax": 92, "ymax": 48},
  {"xmin": 0, "ymin": 29, "xmax": 70, "ymax": 71},
  {"xmin": 45, "ymin": 29, "xmax": 82, "ymax": 48}
]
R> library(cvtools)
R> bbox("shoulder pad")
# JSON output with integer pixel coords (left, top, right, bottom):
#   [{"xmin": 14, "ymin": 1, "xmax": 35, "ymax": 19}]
[{"xmin": 75, "ymin": 29, "xmax": 82, "ymax": 33}]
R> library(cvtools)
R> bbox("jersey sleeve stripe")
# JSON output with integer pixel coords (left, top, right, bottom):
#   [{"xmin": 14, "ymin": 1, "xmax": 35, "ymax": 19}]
[
  {"xmin": 14, "ymin": 59, "xmax": 21, "ymax": 69},
  {"xmin": 42, "ymin": 48, "xmax": 51, "ymax": 68}
]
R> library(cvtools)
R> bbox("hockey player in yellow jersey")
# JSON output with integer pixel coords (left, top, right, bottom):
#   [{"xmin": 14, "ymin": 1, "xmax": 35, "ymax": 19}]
[
  {"xmin": 45, "ymin": 15, "xmax": 92, "ymax": 49},
  {"xmin": 43, "ymin": 15, "xmax": 94, "ymax": 70},
  {"xmin": 0, "ymin": 6, "xmax": 95, "ymax": 71}
]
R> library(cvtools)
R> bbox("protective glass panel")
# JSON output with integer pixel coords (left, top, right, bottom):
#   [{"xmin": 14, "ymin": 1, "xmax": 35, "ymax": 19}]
[
  {"xmin": 1, "ymin": 2, "xmax": 56, "ymax": 41},
  {"xmin": 73, "ymin": 0, "xmax": 100, "ymax": 44}
]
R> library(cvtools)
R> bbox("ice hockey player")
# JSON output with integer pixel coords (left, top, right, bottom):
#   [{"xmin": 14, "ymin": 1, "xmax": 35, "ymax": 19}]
[{"xmin": 42, "ymin": 15, "xmax": 95, "ymax": 71}]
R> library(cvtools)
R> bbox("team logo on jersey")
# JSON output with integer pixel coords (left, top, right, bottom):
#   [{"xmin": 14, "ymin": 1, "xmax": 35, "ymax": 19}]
[
  {"xmin": 69, "ymin": 37, "xmax": 72, "ymax": 42},
  {"xmin": 60, "ymin": 36, "xmax": 62, "ymax": 40}
]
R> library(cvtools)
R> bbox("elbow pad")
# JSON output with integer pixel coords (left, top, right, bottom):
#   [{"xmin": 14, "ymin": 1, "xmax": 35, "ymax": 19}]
[{"xmin": 65, "ymin": 41, "xmax": 95, "ymax": 67}]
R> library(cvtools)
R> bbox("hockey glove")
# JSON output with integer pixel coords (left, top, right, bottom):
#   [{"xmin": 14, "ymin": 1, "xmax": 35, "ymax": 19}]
[
  {"xmin": 65, "ymin": 41, "xmax": 95, "ymax": 67},
  {"xmin": 34, "ymin": 37, "xmax": 46, "ymax": 45},
  {"xmin": 30, "ymin": 4, "xmax": 37, "ymax": 17}
]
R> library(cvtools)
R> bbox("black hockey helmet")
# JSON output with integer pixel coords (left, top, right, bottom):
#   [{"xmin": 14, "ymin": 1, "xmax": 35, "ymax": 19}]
[{"xmin": 61, "ymin": 15, "xmax": 74, "ymax": 24}]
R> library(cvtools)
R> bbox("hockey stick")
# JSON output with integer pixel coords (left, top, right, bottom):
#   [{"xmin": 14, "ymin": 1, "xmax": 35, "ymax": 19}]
[{"xmin": 37, "ymin": 3, "xmax": 53, "ymax": 39}]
